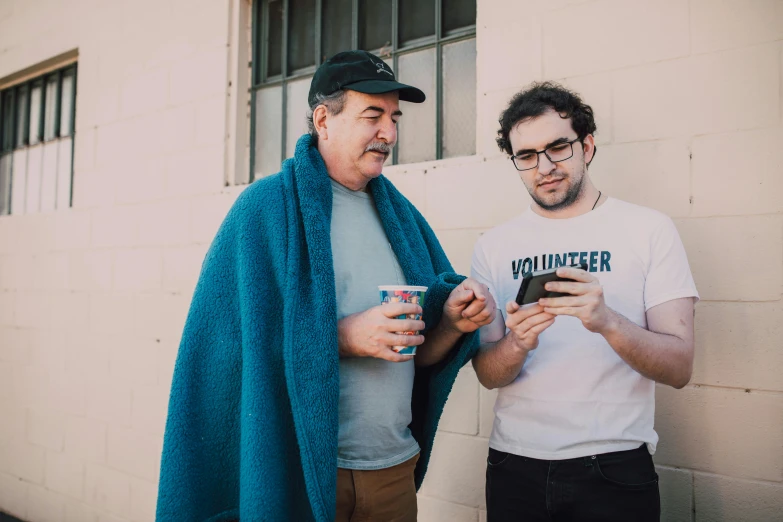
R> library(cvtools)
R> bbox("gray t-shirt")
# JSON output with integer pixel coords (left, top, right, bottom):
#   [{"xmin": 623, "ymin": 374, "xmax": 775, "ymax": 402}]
[{"xmin": 331, "ymin": 179, "xmax": 420, "ymax": 470}]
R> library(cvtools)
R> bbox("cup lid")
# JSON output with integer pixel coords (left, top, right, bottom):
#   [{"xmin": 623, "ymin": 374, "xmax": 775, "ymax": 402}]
[{"xmin": 378, "ymin": 285, "xmax": 428, "ymax": 292}]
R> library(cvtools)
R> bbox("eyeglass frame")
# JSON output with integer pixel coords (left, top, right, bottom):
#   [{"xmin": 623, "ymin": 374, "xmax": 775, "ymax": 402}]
[{"xmin": 510, "ymin": 137, "xmax": 583, "ymax": 172}]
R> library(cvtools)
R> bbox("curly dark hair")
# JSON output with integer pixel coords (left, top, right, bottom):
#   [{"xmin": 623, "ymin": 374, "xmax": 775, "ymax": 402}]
[{"xmin": 496, "ymin": 82, "xmax": 597, "ymax": 161}]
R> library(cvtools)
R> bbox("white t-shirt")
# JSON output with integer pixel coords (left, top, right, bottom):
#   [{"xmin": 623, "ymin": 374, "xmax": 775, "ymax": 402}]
[{"xmin": 471, "ymin": 197, "xmax": 699, "ymax": 460}]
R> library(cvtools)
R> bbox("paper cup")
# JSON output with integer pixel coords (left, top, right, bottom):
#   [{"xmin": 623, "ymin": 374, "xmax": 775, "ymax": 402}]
[{"xmin": 378, "ymin": 285, "xmax": 428, "ymax": 355}]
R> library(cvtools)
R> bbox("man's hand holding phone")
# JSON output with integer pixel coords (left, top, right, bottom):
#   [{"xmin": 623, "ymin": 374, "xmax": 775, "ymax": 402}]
[
  {"xmin": 538, "ymin": 266, "xmax": 616, "ymax": 334},
  {"xmin": 504, "ymin": 301, "xmax": 555, "ymax": 353}
]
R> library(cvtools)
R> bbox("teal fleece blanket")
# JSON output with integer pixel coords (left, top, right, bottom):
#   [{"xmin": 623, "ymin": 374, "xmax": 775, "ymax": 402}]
[{"xmin": 156, "ymin": 135, "xmax": 479, "ymax": 521}]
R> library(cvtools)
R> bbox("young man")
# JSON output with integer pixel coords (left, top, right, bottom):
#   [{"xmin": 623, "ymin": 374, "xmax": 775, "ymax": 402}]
[
  {"xmin": 471, "ymin": 82, "xmax": 698, "ymax": 521},
  {"xmin": 156, "ymin": 50, "xmax": 495, "ymax": 522}
]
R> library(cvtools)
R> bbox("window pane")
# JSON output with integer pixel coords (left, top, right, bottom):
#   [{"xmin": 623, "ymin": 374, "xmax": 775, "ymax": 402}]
[
  {"xmin": 285, "ymin": 77, "xmax": 311, "ymax": 158},
  {"xmin": 60, "ymin": 70, "xmax": 74, "ymax": 137},
  {"xmin": 443, "ymin": 0, "xmax": 476, "ymax": 33},
  {"xmin": 254, "ymin": 86, "xmax": 283, "ymax": 177},
  {"xmin": 0, "ymin": 154, "xmax": 11, "ymax": 215},
  {"xmin": 442, "ymin": 38, "xmax": 476, "ymax": 158},
  {"xmin": 359, "ymin": 0, "xmax": 392, "ymax": 51},
  {"xmin": 16, "ymin": 85, "xmax": 29, "ymax": 148},
  {"xmin": 29, "ymin": 82, "xmax": 42, "ymax": 145},
  {"xmin": 399, "ymin": 0, "xmax": 435, "ymax": 45},
  {"xmin": 56, "ymin": 137, "xmax": 72, "ymax": 209},
  {"xmin": 266, "ymin": 0, "xmax": 284, "ymax": 77},
  {"xmin": 322, "ymin": 0, "xmax": 352, "ymax": 61},
  {"xmin": 1, "ymin": 91, "xmax": 14, "ymax": 152},
  {"xmin": 11, "ymin": 149, "xmax": 27, "ymax": 215},
  {"xmin": 396, "ymin": 49, "xmax": 436, "ymax": 164},
  {"xmin": 26, "ymin": 145, "xmax": 42, "ymax": 213},
  {"xmin": 40, "ymin": 140, "xmax": 59, "ymax": 212},
  {"xmin": 44, "ymin": 75, "xmax": 59, "ymax": 141},
  {"xmin": 288, "ymin": 0, "xmax": 316, "ymax": 72}
]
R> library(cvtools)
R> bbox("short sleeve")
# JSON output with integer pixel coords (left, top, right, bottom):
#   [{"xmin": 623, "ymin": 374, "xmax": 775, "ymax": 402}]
[{"xmin": 644, "ymin": 217, "xmax": 699, "ymax": 310}]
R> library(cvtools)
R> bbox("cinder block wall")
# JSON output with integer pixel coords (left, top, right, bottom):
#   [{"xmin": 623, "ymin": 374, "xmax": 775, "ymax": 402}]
[
  {"xmin": 0, "ymin": 1, "xmax": 781, "ymax": 521},
  {"xmin": 0, "ymin": 0, "xmax": 236, "ymax": 520}
]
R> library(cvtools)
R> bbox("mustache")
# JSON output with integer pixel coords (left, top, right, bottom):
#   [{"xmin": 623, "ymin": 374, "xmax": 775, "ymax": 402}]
[
  {"xmin": 537, "ymin": 173, "xmax": 567, "ymax": 186},
  {"xmin": 365, "ymin": 142, "xmax": 392, "ymax": 154}
]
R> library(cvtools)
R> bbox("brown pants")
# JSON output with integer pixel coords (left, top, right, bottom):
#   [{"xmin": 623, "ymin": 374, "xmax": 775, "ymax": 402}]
[{"xmin": 335, "ymin": 454, "xmax": 419, "ymax": 522}]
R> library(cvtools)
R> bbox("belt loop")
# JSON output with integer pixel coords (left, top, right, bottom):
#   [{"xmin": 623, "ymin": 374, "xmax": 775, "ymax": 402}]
[{"xmin": 583, "ymin": 455, "xmax": 596, "ymax": 467}]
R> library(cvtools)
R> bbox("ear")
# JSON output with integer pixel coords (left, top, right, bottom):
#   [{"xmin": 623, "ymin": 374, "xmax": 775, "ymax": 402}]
[
  {"xmin": 582, "ymin": 134, "xmax": 596, "ymax": 167},
  {"xmin": 313, "ymin": 105, "xmax": 329, "ymax": 140}
]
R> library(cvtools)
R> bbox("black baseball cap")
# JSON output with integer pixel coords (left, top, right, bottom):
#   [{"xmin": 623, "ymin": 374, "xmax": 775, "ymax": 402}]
[{"xmin": 308, "ymin": 50, "xmax": 426, "ymax": 107}]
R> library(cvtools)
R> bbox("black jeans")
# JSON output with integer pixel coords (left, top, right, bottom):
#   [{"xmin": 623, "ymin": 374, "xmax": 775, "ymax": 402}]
[{"xmin": 486, "ymin": 444, "xmax": 660, "ymax": 522}]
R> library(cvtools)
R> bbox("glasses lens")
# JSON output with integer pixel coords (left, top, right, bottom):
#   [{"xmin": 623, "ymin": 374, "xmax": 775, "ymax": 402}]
[
  {"xmin": 513, "ymin": 154, "xmax": 537, "ymax": 170},
  {"xmin": 546, "ymin": 142, "xmax": 573, "ymax": 162}
]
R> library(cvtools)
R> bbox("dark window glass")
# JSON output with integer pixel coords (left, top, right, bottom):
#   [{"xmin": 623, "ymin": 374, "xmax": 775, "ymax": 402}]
[
  {"xmin": 267, "ymin": 0, "xmax": 284, "ymax": 77},
  {"xmin": 15, "ymin": 85, "xmax": 29, "ymax": 148},
  {"xmin": 359, "ymin": 0, "xmax": 392, "ymax": 51},
  {"xmin": 399, "ymin": 0, "xmax": 435, "ymax": 44},
  {"xmin": 443, "ymin": 0, "xmax": 476, "ymax": 33},
  {"xmin": 252, "ymin": 0, "xmax": 477, "ymax": 173},
  {"xmin": 1, "ymin": 91, "xmax": 14, "ymax": 152},
  {"xmin": 288, "ymin": 0, "xmax": 316, "ymax": 71},
  {"xmin": 322, "ymin": 0, "xmax": 353, "ymax": 61}
]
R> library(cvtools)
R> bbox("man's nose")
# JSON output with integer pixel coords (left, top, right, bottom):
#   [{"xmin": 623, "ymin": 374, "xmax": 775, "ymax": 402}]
[
  {"xmin": 376, "ymin": 116, "xmax": 397, "ymax": 145},
  {"xmin": 537, "ymin": 152, "xmax": 556, "ymax": 176}
]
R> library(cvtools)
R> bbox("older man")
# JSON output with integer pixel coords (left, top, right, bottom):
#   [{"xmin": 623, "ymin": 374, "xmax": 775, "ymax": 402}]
[{"xmin": 156, "ymin": 50, "xmax": 495, "ymax": 522}]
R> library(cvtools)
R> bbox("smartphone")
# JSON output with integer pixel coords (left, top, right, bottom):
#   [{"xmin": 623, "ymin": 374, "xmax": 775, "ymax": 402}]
[{"xmin": 514, "ymin": 263, "xmax": 589, "ymax": 306}]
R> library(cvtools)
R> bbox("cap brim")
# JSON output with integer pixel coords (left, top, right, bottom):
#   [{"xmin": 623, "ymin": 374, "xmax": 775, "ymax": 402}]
[{"xmin": 343, "ymin": 79, "xmax": 426, "ymax": 103}]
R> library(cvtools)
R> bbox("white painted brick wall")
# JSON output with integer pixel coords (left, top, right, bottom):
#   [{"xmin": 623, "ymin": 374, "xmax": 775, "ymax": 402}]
[
  {"xmin": 613, "ymin": 43, "xmax": 780, "ymax": 142},
  {"xmin": 543, "ymin": 0, "xmax": 690, "ymax": 78},
  {"xmin": 692, "ymin": 127, "xmax": 783, "ymax": 216},
  {"xmin": 657, "ymin": 466, "xmax": 693, "ymax": 522},
  {"xmin": 119, "ymin": 68, "xmax": 170, "ymax": 120},
  {"xmin": 45, "ymin": 451, "xmax": 86, "ymax": 500},
  {"xmin": 26, "ymin": 485, "xmax": 66, "ymax": 522},
  {"xmin": 84, "ymin": 464, "xmax": 132, "ymax": 518},
  {"xmin": 0, "ymin": 288, "xmax": 16, "ymax": 326},
  {"xmin": 694, "ymin": 302, "xmax": 783, "ymax": 391},
  {"xmin": 106, "ymin": 427, "xmax": 162, "ymax": 483},
  {"xmin": 676, "ymin": 216, "xmax": 783, "ymax": 301},
  {"xmin": 693, "ymin": 472, "xmax": 783, "ymax": 522},
  {"xmin": 69, "ymin": 250, "xmax": 114, "ymax": 292},
  {"xmin": 112, "ymin": 249, "xmax": 163, "ymax": 293},
  {"xmin": 0, "ymin": 471, "xmax": 29, "ymax": 520},
  {"xmin": 439, "ymin": 367, "xmax": 480, "ymax": 436},
  {"xmin": 0, "ymin": 1, "xmax": 781, "ymax": 521},
  {"xmin": 418, "ymin": 496, "xmax": 479, "ymax": 522},
  {"xmin": 690, "ymin": 0, "xmax": 783, "ymax": 54},
  {"xmin": 64, "ymin": 415, "xmax": 108, "ymax": 465},
  {"xmin": 27, "ymin": 408, "xmax": 66, "ymax": 452},
  {"xmin": 419, "ymin": 432, "xmax": 488, "ymax": 509},
  {"xmin": 128, "ymin": 477, "xmax": 157, "ymax": 522},
  {"xmin": 655, "ymin": 386, "xmax": 783, "ymax": 482},
  {"xmin": 590, "ymin": 139, "xmax": 691, "ymax": 218},
  {"xmin": 161, "ymin": 244, "xmax": 208, "ymax": 293}
]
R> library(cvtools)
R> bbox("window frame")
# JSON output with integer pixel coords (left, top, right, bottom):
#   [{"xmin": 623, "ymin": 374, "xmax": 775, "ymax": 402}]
[
  {"xmin": 250, "ymin": 0, "xmax": 476, "ymax": 181},
  {"xmin": 0, "ymin": 63, "xmax": 78, "ymax": 214}
]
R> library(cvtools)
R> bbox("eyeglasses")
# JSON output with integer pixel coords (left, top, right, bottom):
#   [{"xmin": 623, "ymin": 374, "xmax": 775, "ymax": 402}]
[{"xmin": 510, "ymin": 138, "xmax": 581, "ymax": 171}]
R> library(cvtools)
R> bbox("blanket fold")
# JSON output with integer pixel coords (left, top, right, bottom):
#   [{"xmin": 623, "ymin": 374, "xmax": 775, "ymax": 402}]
[{"xmin": 156, "ymin": 135, "xmax": 479, "ymax": 521}]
